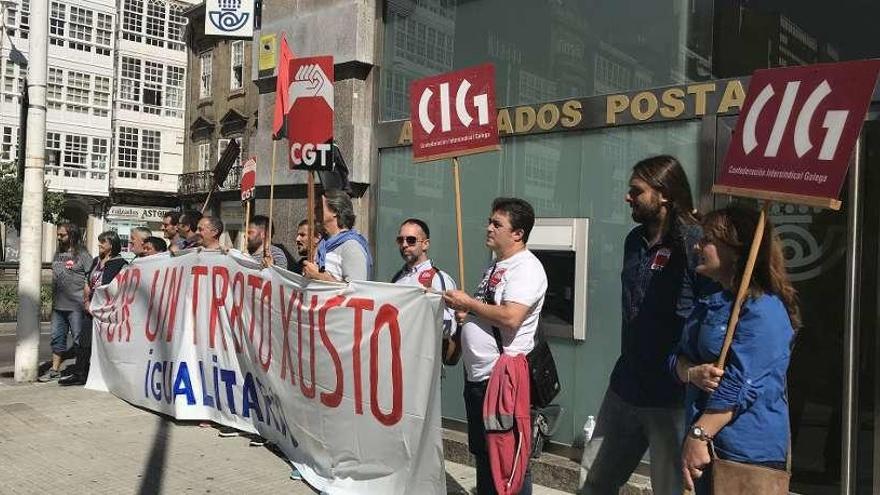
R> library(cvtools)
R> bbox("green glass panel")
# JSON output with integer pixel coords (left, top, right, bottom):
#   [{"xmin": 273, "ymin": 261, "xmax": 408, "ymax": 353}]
[{"xmin": 376, "ymin": 121, "xmax": 701, "ymax": 443}]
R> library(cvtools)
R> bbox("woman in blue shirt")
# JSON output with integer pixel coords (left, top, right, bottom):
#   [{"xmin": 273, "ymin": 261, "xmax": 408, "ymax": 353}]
[{"xmin": 670, "ymin": 204, "xmax": 799, "ymax": 493}]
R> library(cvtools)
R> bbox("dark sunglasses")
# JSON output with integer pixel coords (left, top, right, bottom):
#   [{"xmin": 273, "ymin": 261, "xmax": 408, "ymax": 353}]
[{"xmin": 396, "ymin": 236, "xmax": 421, "ymax": 246}]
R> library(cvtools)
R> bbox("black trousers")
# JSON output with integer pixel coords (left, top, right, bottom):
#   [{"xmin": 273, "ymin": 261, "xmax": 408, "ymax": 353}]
[
  {"xmin": 71, "ymin": 314, "xmax": 92, "ymax": 378},
  {"xmin": 463, "ymin": 379, "xmax": 532, "ymax": 495}
]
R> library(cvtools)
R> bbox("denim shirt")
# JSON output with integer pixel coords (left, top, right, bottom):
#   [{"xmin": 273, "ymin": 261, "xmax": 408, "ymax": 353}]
[
  {"xmin": 674, "ymin": 291, "xmax": 793, "ymax": 464},
  {"xmin": 609, "ymin": 224, "xmax": 706, "ymax": 407}
]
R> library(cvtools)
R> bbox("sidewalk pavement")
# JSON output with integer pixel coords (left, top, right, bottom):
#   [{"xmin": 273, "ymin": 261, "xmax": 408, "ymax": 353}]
[
  {"xmin": 0, "ymin": 321, "xmax": 51, "ymax": 336},
  {"xmin": 0, "ymin": 378, "xmax": 571, "ymax": 494}
]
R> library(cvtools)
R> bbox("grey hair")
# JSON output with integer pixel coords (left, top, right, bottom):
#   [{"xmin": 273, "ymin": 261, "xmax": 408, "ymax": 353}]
[
  {"xmin": 323, "ymin": 189, "xmax": 356, "ymax": 230},
  {"xmin": 131, "ymin": 226, "xmax": 152, "ymax": 240},
  {"xmin": 202, "ymin": 216, "xmax": 224, "ymax": 235}
]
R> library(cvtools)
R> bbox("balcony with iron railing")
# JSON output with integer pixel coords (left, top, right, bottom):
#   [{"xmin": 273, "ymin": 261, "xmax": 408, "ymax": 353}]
[{"xmin": 178, "ymin": 165, "xmax": 242, "ymax": 196}]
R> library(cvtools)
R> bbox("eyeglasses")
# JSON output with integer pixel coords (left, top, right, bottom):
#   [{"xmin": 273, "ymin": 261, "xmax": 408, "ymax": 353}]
[{"xmin": 396, "ymin": 236, "xmax": 421, "ymax": 246}]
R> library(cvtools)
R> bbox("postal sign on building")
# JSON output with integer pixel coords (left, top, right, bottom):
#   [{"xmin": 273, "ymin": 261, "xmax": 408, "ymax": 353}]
[
  {"xmin": 409, "ymin": 64, "xmax": 500, "ymax": 163},
  {"xmin": 715, "ymin": 60, "xmax": 880, "ymax": 208},
  {"xmin": 205, "ymin": 0, "xmax": 254, "ymax": 37}
]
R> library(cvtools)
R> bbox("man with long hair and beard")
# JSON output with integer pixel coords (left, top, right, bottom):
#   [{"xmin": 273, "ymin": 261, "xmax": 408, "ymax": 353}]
[
  {"xmin": 581, "ymin": 156, "xmax": 712, "ymax": 495},
  {"xmin": 40, "ymin": 223, "xmax": 93, "ymax": 382}
]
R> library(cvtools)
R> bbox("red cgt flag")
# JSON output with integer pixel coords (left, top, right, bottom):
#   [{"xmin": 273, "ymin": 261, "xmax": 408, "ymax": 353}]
[{"xmin": 272, "ymin": 34, "xmax": 294, "ymax": 141}]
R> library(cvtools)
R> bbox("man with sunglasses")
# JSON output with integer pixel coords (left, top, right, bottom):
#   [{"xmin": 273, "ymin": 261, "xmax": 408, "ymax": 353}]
[
  {"xmin": 443, "ymin": 197, "xmax": 548, "ymax": 495},
  {"xmin": 391, "ymin": 218, "xmax": 457, "ymax": 339}
]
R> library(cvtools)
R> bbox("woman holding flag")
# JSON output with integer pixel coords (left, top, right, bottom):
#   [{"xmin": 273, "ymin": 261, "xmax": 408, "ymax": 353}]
[{"xmin": 671, "ymin": 204, "xmax": 798, "ymax": 493}]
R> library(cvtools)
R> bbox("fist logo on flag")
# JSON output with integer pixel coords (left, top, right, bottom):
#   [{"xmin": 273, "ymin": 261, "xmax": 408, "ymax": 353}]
[
  {"xmin": 287, "ymin": 56, "xmax": 334, "ymax": 171},
  {"xmin": 288, "ymin": 64, "xmax": 334, "ymax": 112}
]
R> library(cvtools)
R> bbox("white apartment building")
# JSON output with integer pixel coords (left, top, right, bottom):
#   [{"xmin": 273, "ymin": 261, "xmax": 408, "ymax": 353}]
[{"xmin": 0, "ymin": 0, "xmax": 196, "ymax": 254}]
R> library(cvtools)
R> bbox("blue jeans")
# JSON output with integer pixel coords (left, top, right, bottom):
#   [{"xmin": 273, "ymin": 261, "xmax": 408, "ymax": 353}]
[
  {"xmin": 464, "ymin": 379, "xmax": 532, "ymax": 495},
  {"xmin": 50, "ymin": 309, "xmax": 83, "ymax": 354},
  {"xmin": 579, "ymin": 389, "xmax": 684, "ymax": 495}
]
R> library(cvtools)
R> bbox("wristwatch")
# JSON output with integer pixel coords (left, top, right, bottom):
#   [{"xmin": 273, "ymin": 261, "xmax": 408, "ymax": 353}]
[{"xmin": 688, "ymin": 425, "xmax": 713, "ymax": 442}]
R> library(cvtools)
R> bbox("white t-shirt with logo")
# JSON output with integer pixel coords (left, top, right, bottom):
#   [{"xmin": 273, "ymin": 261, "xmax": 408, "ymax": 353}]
[
  {"xmin": 461, "ymin": 249, "xmax": 548, "ymax": 382},
  {"xmin": 392, "ymin": 259, "xmax": 457, "ymax": 336}
]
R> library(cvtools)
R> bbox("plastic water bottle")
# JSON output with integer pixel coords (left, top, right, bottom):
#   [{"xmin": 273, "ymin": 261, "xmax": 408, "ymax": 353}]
[{"xmin": 583, "ymin": 415, "xmax": 596, "ymax": 444}]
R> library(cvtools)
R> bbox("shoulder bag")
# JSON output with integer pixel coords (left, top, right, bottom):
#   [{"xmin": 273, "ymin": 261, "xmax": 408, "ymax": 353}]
[
  {"xmin": 710, "ymin": 438, "xmax": 790, "ymax": 495},
  {"xmin": 491, "ymin": 326, "xmax": 560, "ymax": 408}
]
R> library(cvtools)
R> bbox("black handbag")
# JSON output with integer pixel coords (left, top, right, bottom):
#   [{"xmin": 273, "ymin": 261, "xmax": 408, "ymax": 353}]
[{"xmin": 492, "ymin": 326, "xmax": 561, "ymax": 408}]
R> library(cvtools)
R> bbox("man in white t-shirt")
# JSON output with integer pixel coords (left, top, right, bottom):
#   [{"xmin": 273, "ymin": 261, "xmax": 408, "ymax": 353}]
[
  {"xmin": 443, "ymin": 197, "xmax": 548, "ymax": 495},
  {"xmin": 391, "ymin": 218, "xmax": 457, "ymax": 344}
]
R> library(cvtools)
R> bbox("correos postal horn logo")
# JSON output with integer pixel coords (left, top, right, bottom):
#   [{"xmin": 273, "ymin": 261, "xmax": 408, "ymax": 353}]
[{"xmin": 209, "ymin": 0, "xmax": 250, "ymax": 33}]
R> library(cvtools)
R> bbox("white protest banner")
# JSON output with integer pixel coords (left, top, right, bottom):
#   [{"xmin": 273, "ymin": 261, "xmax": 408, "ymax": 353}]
[{"xmin": 86, "ymin": 250, "xmax": 445, "ymax": 495}]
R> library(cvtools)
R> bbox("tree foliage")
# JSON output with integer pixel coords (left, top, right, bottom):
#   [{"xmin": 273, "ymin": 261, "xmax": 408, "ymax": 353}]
[{"xmin": 0, "ymin": 161, "xmax": 66, "ymax": 229}]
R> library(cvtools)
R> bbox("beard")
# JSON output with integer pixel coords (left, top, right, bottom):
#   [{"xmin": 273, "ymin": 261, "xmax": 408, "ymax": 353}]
[
  {"xmin": 247, "ymin": 236, "xmax": 262, "ymax": 254},
  {"xmin": 630, "ymin": 200, "xmax": 662, "ymax": 224},
  {"xmin": 399, "ymin": 250, "xmax": 418, "ymax": 265}
]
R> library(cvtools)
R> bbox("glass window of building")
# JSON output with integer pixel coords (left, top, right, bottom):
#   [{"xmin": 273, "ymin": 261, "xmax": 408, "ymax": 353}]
[
  {"xmin": 230, "ymin": 40, "xmax": 244, "ymax": 91},
  {"xmin": 198, "ymin": 142, "xmax": 210, "ymax": 171},
  {"xmin": 167, "ymin": 3, "xmax": 186, "ymax": 50},
  {"xmin": 67, "ymin": 6, "xmax": 92, "ymax": 51},
  {"xmin": 45, "ymin": 132, "xmax": 61, "ymax": 169},
  {"xmin": 122, "ymin": 0, "xmax": 142, "ymax": 41},
  {"xmin": 199, "ymin": 51, "xmax": 212, "ymax": 98},
  {"xmin": 141, "ymin": 130, "xmax": 161, "ymax": 180},
  {"xmin": 117, "ymin": 127, "xmax": 139, "ymax": 178},
  {"xmin": 18, "ymin": 0, "xmax": 28, "ymax": 39},
  {"xmin": 93, "ymin": 76, "xmax": 110, "ymax": 117},
  {"xmin": 91, "ymin": 138, "xmax": 108, "ymax": 171},
  {"xmin": 120, "ymin": 56, "xmax": 141, "ymax": 110},
  {"xmin": 48, "ymin": 1, "xmax": 64, "ymax": 46},
  {"xmin": 1, "ymin": 126, "xmax": 16, "ymax": 162},
  {"xmin": 65, "ymin": 71, "xmax": 90, "ymax": 114},
  {"xmin": 95, "ymin": 12, "xmax": 113, "ymax": 55},
  {"xmin": 145, "ymin": 0, "xmax": 165, "ymax": 46},
  {"xmin": 63, "ymin": 135, "xmax": 88, "ymax": 170},
  {"xmin": 165, "ymin": 65, "xmax": 185, "ymax": 117},
  {"xmin": 143, "ymin": 61, "xmax": 164, "ymax": 113}
]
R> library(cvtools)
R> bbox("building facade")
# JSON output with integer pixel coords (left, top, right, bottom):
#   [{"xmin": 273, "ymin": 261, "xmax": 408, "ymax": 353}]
[
  {"xmin": 0, "ymin": 0, "xmax": 196, "ymax": 256},
  {"xmin": 180, "ymin": 3, "xmax": 257, "ymax": 248},
  {"xmin": 184, "ymin": 1, "xmax": 880, "ymax": 493}
]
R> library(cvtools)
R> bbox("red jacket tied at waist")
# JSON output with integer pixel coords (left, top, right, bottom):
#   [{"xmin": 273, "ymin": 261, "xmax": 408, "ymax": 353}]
[{"xmin": 483, "ymin": 353, "xmax": 531, "ymax": 495}]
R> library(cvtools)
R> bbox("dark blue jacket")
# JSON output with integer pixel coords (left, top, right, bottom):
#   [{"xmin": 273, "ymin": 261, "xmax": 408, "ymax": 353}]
[
  {"xmin": 673, "ymin": 291, "xmax": 793, "ymax": 463},
  {"xmin": 610, "ymin": 223, "xmax": 707, "ymax": 407}
]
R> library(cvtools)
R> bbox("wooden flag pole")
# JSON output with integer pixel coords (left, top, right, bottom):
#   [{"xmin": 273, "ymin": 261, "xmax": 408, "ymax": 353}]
[
  {"xmin": 307, "ymin": 170, "xmax": 316, "ymax": 262},
  {"xmin": 242, "ymin": 199, "xmax": 251, "ymax": 251},
  {"xmin": 266, "ymin": 140, "xmax": 277, "ymax": 253},
  {"xmin": 200, "ymin": 187, "xmax": 214, "ymax": 214},
  {"xmin": 715, "ymin": 201, "xmax": 771, "ymax": 368},
  {"xmin": 452, "ymin": 157, "xmax": 465, "ymax": 287}
]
